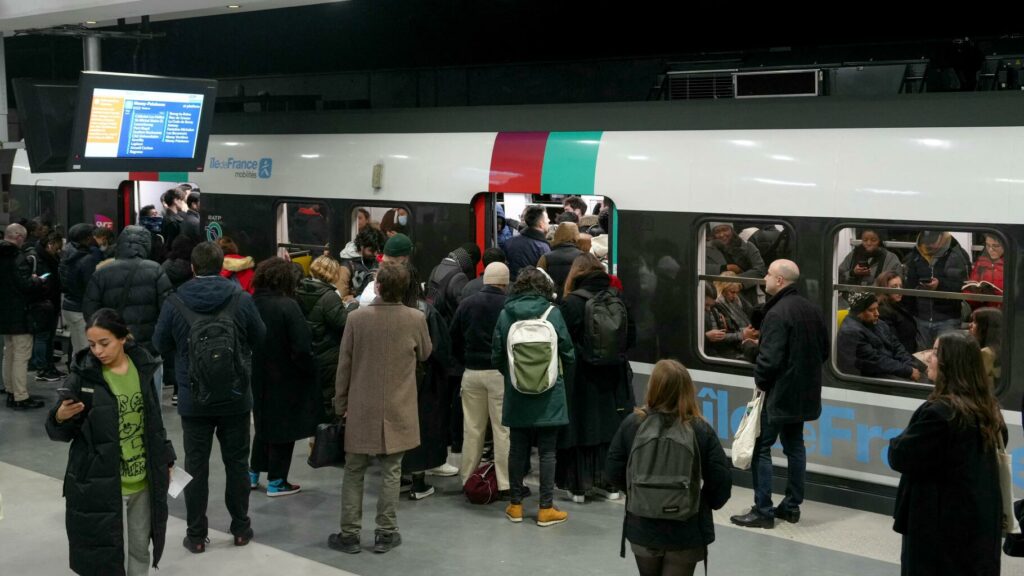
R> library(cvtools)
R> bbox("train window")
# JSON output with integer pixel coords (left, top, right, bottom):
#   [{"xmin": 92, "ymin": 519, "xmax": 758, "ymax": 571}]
[
  {"xmin": 350, "ymin": 206, "xmax": 411, "ymax": 240},
  {"xmin": 275, "ymin": 201, "xmax": 330, "ymax": 257},
  {"xmin": 697, "ymin": 220, "xmax": 793, "ymax": 366},
  {"xmin": 832, "ymin": 227, "xmax": 1006, "ymax": 392}
]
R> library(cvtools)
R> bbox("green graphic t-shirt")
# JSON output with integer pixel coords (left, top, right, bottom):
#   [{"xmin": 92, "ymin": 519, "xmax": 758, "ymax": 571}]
[{"xmin": 102, "ymin": 359, "xmax": 148, "ymax": 495}]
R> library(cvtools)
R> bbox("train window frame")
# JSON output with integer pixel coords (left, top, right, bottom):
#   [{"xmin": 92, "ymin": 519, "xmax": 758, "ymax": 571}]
[
  {"xmin": 695, "ymin": 217, "xmax": 796, "ymax": 369},
  {"xmin": 828, "ymin": 223, "xmax": 1009, "ymax": 394},
  {"xmin": 274, "ymin": 199, "xmax": 333, "ymax": 256}
]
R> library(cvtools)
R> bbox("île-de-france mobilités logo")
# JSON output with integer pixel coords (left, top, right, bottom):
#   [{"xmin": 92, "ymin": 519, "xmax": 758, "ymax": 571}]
[{"xmin": 208, "ymin": 156, "xmax": 273, "ymax": 179}]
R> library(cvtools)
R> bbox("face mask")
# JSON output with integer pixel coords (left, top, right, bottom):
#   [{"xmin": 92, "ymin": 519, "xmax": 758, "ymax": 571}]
[{"xmin": 397, "ymin": 215, "xmax": 408, "ymax": 226}]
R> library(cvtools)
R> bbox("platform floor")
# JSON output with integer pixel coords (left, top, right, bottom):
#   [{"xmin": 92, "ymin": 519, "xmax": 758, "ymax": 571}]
[{"xmin": 2, "ymin": 376, "xmax": 1022, "ymax": 575}]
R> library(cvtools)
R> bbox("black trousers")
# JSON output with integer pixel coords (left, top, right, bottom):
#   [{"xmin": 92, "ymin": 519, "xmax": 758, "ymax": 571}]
[
  {"xmin": 181, "ymin": 412, "xmax": 252, "ymax": 538},
  {"xmin": 250, "ymin": 435, "xmax": 296, "ymax": 482}
]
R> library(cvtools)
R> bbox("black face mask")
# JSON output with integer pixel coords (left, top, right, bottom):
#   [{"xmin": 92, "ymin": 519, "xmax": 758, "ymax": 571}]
[{"xmin": 362, "ymin": 256, "xmax": 376, "ymax": 267}]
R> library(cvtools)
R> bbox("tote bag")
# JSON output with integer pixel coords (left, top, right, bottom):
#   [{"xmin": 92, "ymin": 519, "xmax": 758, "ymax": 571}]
[{"xmin": 731, "ymin": 389, "xmax": 763, "ymax": 470}]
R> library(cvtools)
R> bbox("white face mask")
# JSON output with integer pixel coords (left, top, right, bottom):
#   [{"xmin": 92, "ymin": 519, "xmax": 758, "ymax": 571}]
[{"xmin": 397, "ymin": 215, "xmax": 408, "ymax": 226}]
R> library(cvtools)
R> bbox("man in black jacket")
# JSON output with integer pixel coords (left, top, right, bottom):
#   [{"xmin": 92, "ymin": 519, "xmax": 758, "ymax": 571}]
[
  {"xmin": 731, "ymin": 259, "xmax": 828, "ymax": 529},
  {"xmin": 837, "ymin": 292, "xmax": 921, "ymax": 381},
  {"xmin": 83, "ymin": 226, "xmax": 173, "ymax": 353},
  {"xmin": 425, "ymin": 243, "xmax": 480, "ymax": 325},
  {"xmin": 153, "ymin": 241, "xmax": 266, "ymax": 552},
  {"xmin": 60, "ymin": 224, "xmax": 101, "ymax": 357},
  {"xmin": 504, "ymin": 205, "xmax": 551, "ymax": 282},
  {"xmin": 0, "ymin": 223, "xmax": 45, "ymax": 409},
  {"xmin": 450, "ymin": 262, "xmax": 511, "ymax": 494}
]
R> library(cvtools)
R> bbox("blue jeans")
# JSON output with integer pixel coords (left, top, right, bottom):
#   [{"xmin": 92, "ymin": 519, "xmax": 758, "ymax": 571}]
[
  {"xmin": 916, "ymin": 317, "xmax": 961, "ymax": 350},
  {"xmin": 29, "ymin": 330, "xmax": 55, "ymax": 372},
  {"xmin": 751, "ymin": 418, "xmax": 806, "ymax": 518}
]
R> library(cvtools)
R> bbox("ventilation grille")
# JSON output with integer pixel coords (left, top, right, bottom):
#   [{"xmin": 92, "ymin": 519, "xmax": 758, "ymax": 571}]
[{"xmin": 667, "ymin": 73, "xmax": 734, "ymax": 100}]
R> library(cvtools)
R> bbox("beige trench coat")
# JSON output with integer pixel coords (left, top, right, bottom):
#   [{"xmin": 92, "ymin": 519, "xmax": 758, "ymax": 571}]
[{"xmin": 334, "ymin": 301, "xmax": 432, "ymax": 455}]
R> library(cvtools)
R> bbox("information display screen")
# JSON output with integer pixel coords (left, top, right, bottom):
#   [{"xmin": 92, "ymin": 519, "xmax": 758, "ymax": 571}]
[
  {"xmin": 84, "ymin": 88, "xmax": 205, "ymax": 159},
  {"xmin": 68, "ymin": 72, "xmax": 217, "ymax": 172}
]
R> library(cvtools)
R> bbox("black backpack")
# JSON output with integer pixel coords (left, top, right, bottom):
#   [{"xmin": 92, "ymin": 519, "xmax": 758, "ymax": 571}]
[
  {"xmin": 571, "ymin": 287, "xmax": 629, "ymax": 365},
  {"xmin": 169, "ymin": 292, "xmax": 250, "ymax": 407},
  {"xmin": 425, "ymin": 266, "xmax": 462, "ymax": 324}
]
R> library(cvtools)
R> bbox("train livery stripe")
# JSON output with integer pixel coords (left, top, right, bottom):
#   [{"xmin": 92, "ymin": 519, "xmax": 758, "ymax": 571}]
[
  {"xmin": 488, "ymin": 132, "xmax": 548, "ymax": 193},
  {"xmin": 129, "ymin": 171, "xmax": 189, "ymax": 182},
  {"xmin": 488, "ymin": 131, "xmax": 603, "ymax": 195},
  {"xmin": 540, "ymin": 131, "xmax": 603, "ymax": 196}
]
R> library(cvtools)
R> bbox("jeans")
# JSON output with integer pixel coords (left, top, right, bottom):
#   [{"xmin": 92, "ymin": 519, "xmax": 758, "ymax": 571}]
[
  {"xmin": 124, "ymin": 488, "xmax": 151, "ymax": 576},
  {"xmin": 181, "ymin": 412, "xmax": 252, "ymax": 538},
  {"xmin": 751, "ymin": 418, "xmax": 806, "ymax": 519},
  {"xmin": 30, "ymin": 329, "xmax": 55, "ymax": 372},
  {"xmin": 916, "ymin": 317, "xmax": 961, "ymax": 349},
  {"xmin": 509, "ymin": 426, "xmax": 558, "ymax": 508},
  {"xmin": 250, "ymin": 436, "xmax": 296, "ymax": 482},
  {"xmin": 341, "ymin": 451, "xmax": 405, "ymax": 537}
]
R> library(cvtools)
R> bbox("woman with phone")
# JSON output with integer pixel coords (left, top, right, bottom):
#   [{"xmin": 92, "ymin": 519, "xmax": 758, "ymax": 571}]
[
  {"xmin": 45, "ymin": 308, "xmax": 176, "ymax": 576},
  {"xmin": 838, "ymin": 228, "xmax": 901, "ymax": 287}
]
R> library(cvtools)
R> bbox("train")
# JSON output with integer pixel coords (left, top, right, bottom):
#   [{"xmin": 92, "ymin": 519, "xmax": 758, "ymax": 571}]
[{"xmin": 10, "ymin": 93, "xmax": 1024, "ymax": 513}]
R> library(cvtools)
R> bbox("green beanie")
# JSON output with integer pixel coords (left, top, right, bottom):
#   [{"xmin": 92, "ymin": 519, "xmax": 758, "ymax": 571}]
[{"xmin": 383, "ymin": 233, "xmax": 413, "ymax": 257}]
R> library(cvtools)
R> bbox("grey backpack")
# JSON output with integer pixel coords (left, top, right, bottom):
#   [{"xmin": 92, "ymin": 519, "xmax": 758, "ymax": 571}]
[
  {"xmin": 626, "ymin": 411, "xmax": 701, "ymax": 521},
  {"xmin": 571, "ymin": 287, "xmax": 628, "ymax": 365}
]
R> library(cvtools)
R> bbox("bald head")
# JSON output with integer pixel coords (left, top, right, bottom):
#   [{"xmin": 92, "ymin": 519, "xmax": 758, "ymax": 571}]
[
  {"xmin": 764, "ymin": 259, "xmax": 800, "ymax": 296},
  {"xmin": 4, "ymin": 223, "xmax": 27, "ymax": 246}
]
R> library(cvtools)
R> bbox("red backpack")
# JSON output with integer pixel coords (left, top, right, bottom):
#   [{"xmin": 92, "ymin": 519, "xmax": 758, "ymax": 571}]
[{"xmin": 463, "ymin": 462, "xmax": 498, "ymax": 505}]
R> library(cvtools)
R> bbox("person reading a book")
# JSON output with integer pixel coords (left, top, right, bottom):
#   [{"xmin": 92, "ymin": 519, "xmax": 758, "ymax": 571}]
[{"xmin": 964, "ymin": 233, "xmax": 1004, "ymax": 310}]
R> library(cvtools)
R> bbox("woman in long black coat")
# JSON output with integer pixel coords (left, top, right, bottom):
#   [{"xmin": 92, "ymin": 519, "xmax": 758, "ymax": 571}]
[
  {"xmin": 250, "ymin": 257, "xmax": 318, "ymax": 496},
  {"xmin": 399, "ymin": 262, "xmax": 452, "ymax": 499},
  {"xmin": 556, "ymin": 255, "xmax": 636, "ymax": 502},
  {"xmin": 295, "ymin": 256, "xmax": 348, "ymax": 421},
  {"xmin": 888, "ymin": 331, "xmax": 1006, "ymax": 576},
  {"xmin": 46, "ymin": 309, "xmax": 176, "ymax": 575}
]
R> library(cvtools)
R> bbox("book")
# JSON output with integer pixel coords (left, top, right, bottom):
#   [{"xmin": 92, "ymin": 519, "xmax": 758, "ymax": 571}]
[{"xmin": 961, "ymin": 280, "xmax": 1002, "ymax": 296}]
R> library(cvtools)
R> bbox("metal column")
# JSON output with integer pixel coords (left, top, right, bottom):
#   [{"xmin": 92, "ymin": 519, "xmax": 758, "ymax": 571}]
[
  {"xmin": 0, "ymin": 33, "xmax": 8, "ymax": 143},
  {"xmin": 83, "ymin": 35, "xmax": 101, "ymax": 71}
]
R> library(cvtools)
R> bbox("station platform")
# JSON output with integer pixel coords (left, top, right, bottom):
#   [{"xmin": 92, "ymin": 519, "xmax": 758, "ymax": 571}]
[{"xmin": 2, "ymin": 378, "xmax": 1022, "ymax": 575}]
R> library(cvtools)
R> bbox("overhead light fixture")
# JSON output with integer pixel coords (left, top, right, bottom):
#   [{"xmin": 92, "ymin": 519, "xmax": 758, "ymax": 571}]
[
  {"xmin": 85, "ymin": 20, "xmax": 97, "ymax": 24},
  {"xmin": 227, "ymin": 4, "xmax": 241, "ymax": 8}
]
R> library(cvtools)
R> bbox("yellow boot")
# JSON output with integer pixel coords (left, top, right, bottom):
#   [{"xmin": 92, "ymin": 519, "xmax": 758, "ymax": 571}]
[
  {"xmin": 537, "ymin": 506, "xmax": 568, "ymax": 527},
  {"xmin": 505, "ymin": 503, "xmax": 523, "ymax": 523}
]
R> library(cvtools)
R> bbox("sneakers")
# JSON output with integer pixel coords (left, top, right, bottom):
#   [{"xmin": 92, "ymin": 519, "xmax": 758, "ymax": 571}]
[
  {"xmin": 570, "ymin": 492, "xmax": 586, "ymax": 504},
  {"xmin": 400, "ymin": 476, "xmax": 412, "ymax": 493},
  {"xmin": 409, "ymin": 484, "xmax": 434, "ymax": 500},
  {"xmin": 34, "ymin": 369, "xmax": 63, "ymax": 382},
  {"xmin": 10, "ymin": 398, "xmax": 45, "ymax": 410},
  {"xmin": 171, "ymin": 393, "xmax": 178, "ymax": 406},
  {"xmin": 730, "ymin": 508, "xmax": 775, "ymax": 529},
  {"xmin": 592, "ymin": 485, "xmax": 621, "ymax": 501},
  {"xmin": 426, "ymin": 463, "xmax": 459, "ymax": 477},
  {"xmin": 505, "ymin": 503, "xmax": 523, "ymax": 523},
  {"xmin": 373, "ymin": 531, "xmax": 402, "ymax": 553},
  {"xmin": 267, "ymin": 479, "xmax": 300, "ymax": 497},
  {"xmin": 249, "ymin": 471, "xmax": 260, "ymax": 490},
  {"xmin": 328, "ymin": 533, "xmax": 360, "ymax": 554},
  {"xmin": 183, "ymin": 536, "xmax": 209, "ymax": 554},
  {"xmin": 537, "ymin": 506, "xmax": 568, "ymax": 527}
]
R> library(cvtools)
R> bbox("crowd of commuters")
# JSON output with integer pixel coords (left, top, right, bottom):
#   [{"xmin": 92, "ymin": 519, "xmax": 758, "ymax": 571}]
[{"xmin": 0, "ymin": 193, "xmax": 1015, "ymax": 575}]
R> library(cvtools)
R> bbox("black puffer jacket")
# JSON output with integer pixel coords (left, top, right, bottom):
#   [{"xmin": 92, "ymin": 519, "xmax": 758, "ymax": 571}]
[
  {"xmin": 83, "ymin": 226, "xmax": 173, "ymax": 350},
  {"xmin": 60, "ymin": 228, "xmax": 101, "ymax": 313},
  {"xmin": 754, "ymin": 285, "xmax": 829, "ymax": 424},
  {"xmin": 45, "ymin": 345, "xmax": 176, "ymax": 575},
  {"xmin": 295, "ymin": 277, "xmax": 347, "ymax": 420},
  {"xmin": 879, "ymin": 299, "xmax": 919, "ymax": 355},
  {"xmin": 449, "ymin": 284, "xmax": 506, "ymax": 370},
  {"xmin": 0, "ymin": 240, "xmax": 42, "ymax": 334},
  {"xmin": 837, "ymin": 316, "xmax": 915, "ymax": 379},
  {"xmin": 607, "ymin": 413, "xmax": 732, "ymax": 550},
  {"xmin": 160, "ymin": 257, "xmax": 193, "ymax": 289}
]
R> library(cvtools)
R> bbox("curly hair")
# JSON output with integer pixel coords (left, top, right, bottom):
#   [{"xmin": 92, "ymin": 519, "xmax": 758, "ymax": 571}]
[
  {"xmin": 253, "ymin": 257, "xmax": 297, "ymax": 296},
  {"xmin": 354, "ymin": 227, "xmax": 386, "ymax": 253},
  {"xmin": 510, "ymin": 266, "xmax": 553, "ymax": 299},
  {"xmin": 310, "ymin": 255, "xmax": 341, "ymax": 284}
]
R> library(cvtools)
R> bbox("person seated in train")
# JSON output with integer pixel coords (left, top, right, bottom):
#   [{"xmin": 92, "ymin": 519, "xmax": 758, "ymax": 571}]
[
  {"xmin": 339, "ymin": 227, "xmax": 386, "ymax": 303},
  {"xmin": 504, "ymin": 205, "xmax": 551, "ymax": 282},
  {"xmin": 837, "ymin": 228, "xmax": 901, "ymax": 287},
  {"xmin": 495, "ymin": 204, "xmax": 517, "ymax": 252},
  {"xmin": 963, "ymin": 233, "xmax": 1004, "ymax": 309},
  {"xmin": 704, "ymin": 222, "xmax": 766, "ymax": 307},
  {"xmin": 704, "ymin": 283, "xmax": 745, "ymax": 360},
  {"xmin": 902, "ymin": 230, "xmax": 971, "ymax": 346},
  {"xmin": 380, "ymin": 208, "xmax": 409, "ymax": 238},
  {"xmin": 837, "ymin": 292, "xmax": 922, "ymax": 382},
  {"xmin": 968, "ymin": 307, "xmax": 1002, "ymax": 387},
  {"xmin": 874, "ymin": 272, "xmax": 919, "ymax": 355},
  {"xmin": 713, "ymin": 273, "xmax": 760, "ymax": 358}
]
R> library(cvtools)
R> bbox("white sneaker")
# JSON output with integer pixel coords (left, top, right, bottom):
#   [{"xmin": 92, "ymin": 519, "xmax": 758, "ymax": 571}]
[
  {"xmin": 593, "ymin": 486, "xmax": 621, "ymax": 500},
  {"xmin": 570, "ymin": 493, "xmax": 586, "ymax": 504},
  {"xmin": 426, "ymin": 463, "xmax": 459, "ymax": 477}
]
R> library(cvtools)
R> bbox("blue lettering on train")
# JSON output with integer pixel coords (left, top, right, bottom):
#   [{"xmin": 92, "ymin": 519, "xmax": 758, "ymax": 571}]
[
  {"xmin": 697, "ymin": 384, "xmax": 1024, "ymax": 488},
  {"xmin": 208, "ymin": 156, "xmax": 274, "ymax": 179}
]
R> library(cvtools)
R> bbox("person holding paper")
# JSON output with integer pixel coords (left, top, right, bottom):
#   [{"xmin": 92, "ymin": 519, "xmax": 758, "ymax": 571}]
[{"xmin": 46, "ymin": 308, "xmax": 176, "ymax": 576}]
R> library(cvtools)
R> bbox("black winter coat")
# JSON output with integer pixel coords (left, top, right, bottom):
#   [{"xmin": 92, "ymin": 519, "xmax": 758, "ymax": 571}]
[
  {"xmin": 559, "ymin": 272, "xmax": 637, "ymax": 447},
  {"xmin": 837, "ymin": 316, "xmax": 915, "ymax": 379},
  {"xmin": 879, "ymin": 299, "xmax": 920, "ymax": 355},
  {"xmin": 754, "ymin": 285, "xmax": 829, "ymax": 424},
  {"xmin": 160, "ymin": 257, "xmax": 193, "ymax": 289},
  {"xmin": 402, "ymin": 300, "xmax": 452, "ymax": 473},
  {"xmin": 889, "ymin": 400, "xmax": 1005, "ymax": 576},
  {"xmin": 295, "ymin": 278, "xmax": 347, "ymax": 420},
  {"xmin": 504, "ymin": 227, "xmax": 551, "ymax": 282},
  {"xmin": 60, "ymin": 242, "xmax": 101, "ymax": 313},
  {"xmin": 449, "ymin": 284, "xmax": 506, "ymax": 371},
  {"xmin": 903, "ymin": 237, "xmax": 971, "ymax": 323},
  {"xmin": 83, "ymin": 226, "xmax": 173, "ymax": 351},
  {"xmin": 45, "ymin": 345, "xmax": 176, "ymax": 575},
  {"xmin": 0, "ymin": 241, "xmax": 43, "ymax": 334},
  {"xmin": 607, "ymin": 414, "xmax": 731, "ymax": 550},
  {"xmin": 252, "ymin": 291, "xmax": 319, "ymax": 443}
]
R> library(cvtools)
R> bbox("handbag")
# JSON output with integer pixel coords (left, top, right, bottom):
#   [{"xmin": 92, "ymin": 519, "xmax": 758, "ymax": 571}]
[
  {"xmin": 1005, "ymin": 500, "xmax": 1024, "ymax": 557},
  {"xmin": 307, "ymin": 421, "xmax": 345, "ymax": 468},
  {"xmin": 731, "ymin": 388, "xmax": 763, "ymax": 470},
  {"xmin": 998, "ymin": 435, "xmax": 1017, "ymax": 534}
]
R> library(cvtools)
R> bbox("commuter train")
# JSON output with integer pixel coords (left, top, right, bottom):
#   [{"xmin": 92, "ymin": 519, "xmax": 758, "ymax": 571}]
[{"xmin": 11, "ymin": 93, "xmax": 1024, "ymax": 513}]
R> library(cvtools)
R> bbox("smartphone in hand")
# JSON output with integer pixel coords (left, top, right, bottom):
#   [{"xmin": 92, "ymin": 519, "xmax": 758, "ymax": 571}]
[{"xmin": 57, "ymin": 387, "xmax": 79, "ymax": 403}]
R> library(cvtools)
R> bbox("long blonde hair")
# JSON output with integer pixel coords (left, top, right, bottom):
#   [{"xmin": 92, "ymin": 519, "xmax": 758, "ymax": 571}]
[
  {"xmin": 563, "ymin": 253, "xmax": 606, "ymax": 298},
  {"xmin": 636, "ymin": 359, "xmax": 703, "ymax": 423}
]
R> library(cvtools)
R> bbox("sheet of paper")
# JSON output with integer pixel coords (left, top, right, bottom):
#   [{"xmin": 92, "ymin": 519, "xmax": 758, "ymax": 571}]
[{"xmin": 168, "ymin": 466, "xmax": 193, "ymax": 499}]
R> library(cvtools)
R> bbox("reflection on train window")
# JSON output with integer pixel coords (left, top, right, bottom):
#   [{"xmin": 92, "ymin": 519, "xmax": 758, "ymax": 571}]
[
  {"xmin": 698, "ymin": 220, "xmax": 793, "ymax": 365},
  {"xmin": 832, "ymin": 227, "xmax": 1006, "ymax": 392},
  {"xmin": 276, "ymin": 201, "xmax": 330, "ymax": 254},
  {"xmin": 350, "ymin": 206, "xmax": 411, "ymax": 240}
]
